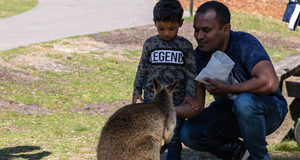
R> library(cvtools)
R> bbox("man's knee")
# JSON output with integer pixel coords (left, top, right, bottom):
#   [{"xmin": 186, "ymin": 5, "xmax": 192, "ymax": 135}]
[
  {"xmin": 179, "ymin": 123, "xmax": 195, "ymax": 147},
  {"xmin": 233, "ymin": 93, "xmax": 262, "ymax": 119},
  {"xmin": 179, "ymin": 122, "xmax": 209, "ymax": 151}
]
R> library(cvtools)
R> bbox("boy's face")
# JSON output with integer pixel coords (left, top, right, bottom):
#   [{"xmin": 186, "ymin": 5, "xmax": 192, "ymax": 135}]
[{"xmin": 154, "ymin": 20, "xmax": 183, "ymax": 41}]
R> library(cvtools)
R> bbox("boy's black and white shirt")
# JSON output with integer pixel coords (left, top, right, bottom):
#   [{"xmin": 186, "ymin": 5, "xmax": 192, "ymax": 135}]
[
  {"xmin": 133, "ymin": 35, "xmax": 197, "ymax": 104},
  {"xmin": 150, "ymin": 49, "xmax": 184, "ymax": 65}
]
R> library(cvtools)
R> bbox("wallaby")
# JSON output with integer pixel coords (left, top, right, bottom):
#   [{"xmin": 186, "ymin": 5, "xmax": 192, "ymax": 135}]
[{"xmin": 97, "ymin": 78, "xmax": 178, "ymax": 160}]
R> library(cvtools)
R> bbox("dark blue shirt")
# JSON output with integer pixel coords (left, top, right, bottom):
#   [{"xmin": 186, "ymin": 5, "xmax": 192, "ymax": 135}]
[
  {"xmin": 194, "ymin": 30, "xmax": 287, "ymax": 119},
  {"xmin": 195, "ymin": 30, "xmax": 270, "ymax": 83}
]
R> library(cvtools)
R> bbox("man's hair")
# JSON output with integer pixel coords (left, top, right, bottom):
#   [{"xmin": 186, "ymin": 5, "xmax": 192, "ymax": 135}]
[
  {"xmin": 153, "ymin": 0, "xmax": 183, "ymax": 23},
  {"xmin": 196, "ymin": 1, "xmax": 230, "ymax": 28}
]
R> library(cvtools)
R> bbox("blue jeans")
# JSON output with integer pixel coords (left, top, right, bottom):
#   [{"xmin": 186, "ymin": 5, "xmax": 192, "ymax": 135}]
[{"xmin": 180, "ymin": 93, "xmax": 287, "ymax": 160}]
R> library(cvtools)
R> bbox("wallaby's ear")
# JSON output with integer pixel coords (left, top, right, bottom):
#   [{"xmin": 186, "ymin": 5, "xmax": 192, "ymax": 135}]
[
  {"xmin": 169, "ymin": 80, "xmax": 179, "ymax": 92},
  {"xmin": 152, "ymin": 78, "xmax": 161, "ymax": 91}
]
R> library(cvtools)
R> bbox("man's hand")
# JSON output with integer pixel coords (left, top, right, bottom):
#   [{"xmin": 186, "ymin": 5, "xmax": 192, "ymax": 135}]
[
  {"xmin": 132, "ymin": 94, "xmax": 143, "ymax": 104},
  {"xmin": 203, "ymin": 78, "xmax": 228, "ymax": 95},
  {"xmin": 203, "ymin": 60, "xmax": 279, "ymax": 95}
]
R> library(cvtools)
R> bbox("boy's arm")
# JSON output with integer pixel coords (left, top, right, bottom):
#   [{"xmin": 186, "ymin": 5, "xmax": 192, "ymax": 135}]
[
  {"xmin": 176, "ymin": 82, "xmax": 205, "ymax": 118},
  {"xmin": 176, "ymin": 41, "xmax": 203, "ymax": 118},
  {"xmin": 132, "ymin": 42, "xmax": 149, "ymax": 102},
  {"xmin": 184, "ymin": 42, "xmax": 197, "ymax": 98}
]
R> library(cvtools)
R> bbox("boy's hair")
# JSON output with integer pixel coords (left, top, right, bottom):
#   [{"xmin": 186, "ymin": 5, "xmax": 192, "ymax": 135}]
[
  {"xmin": 153, "ymin": 0, "xmax": 183, "ymax": 23},
  {"xmin": 196, "ymin": 1, "xmax": 230, "ymax": 28}
]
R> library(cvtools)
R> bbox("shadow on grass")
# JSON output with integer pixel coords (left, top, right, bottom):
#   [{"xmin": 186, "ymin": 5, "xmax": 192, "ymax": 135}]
[{"xmin": 0, "ymin": 146, "xmax": 51, "ymax": 160}]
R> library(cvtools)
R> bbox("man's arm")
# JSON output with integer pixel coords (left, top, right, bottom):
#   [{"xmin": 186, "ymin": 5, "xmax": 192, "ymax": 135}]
[
  {"xmin": 176, "ymin": 82, "xmax": 205, "ymax": 118},
  {"xmin": 204, "ymin": 60, "xmax": 279, "ymax": 95}
]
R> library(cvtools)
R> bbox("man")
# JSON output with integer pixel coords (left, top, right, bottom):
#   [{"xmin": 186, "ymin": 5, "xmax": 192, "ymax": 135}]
[{"xmin": 175, "ymin": 1, "xmax": 288, "ymax": 160}]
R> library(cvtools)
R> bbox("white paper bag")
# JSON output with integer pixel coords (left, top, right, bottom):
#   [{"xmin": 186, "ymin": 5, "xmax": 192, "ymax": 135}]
[{"xmin": 195, "ymin": 51, "xmax": 235, "ymax": 85}]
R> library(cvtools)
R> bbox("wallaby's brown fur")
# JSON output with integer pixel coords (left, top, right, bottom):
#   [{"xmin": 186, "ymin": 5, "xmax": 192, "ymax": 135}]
[{"xmin": 97, "ymin": 78, "xmax": 178, "ymax": 160}]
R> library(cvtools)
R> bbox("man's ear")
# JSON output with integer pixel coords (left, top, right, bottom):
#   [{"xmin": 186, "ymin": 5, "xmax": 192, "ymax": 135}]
[
  {"xmin": 223, "ymin": 23, "xmax": 231, "ymax": 35},
  {"xmin": 179, "ymin": 19, "xmax": 184, "ymax": 27}
]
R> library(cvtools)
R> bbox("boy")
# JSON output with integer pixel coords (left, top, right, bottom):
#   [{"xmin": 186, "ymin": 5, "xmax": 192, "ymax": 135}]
[{"xmin": 132, "ymin": 0, "xmax": 197, "ymax": 159}]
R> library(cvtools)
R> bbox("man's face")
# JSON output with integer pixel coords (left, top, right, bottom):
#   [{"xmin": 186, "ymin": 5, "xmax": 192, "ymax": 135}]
[
  {"xmin": 155, "ymin": 20, "xmax": 182, "ymax": 41},
  {"xmin": 193, "ymin": 10, "xmax": 227, "ymax": 53}
]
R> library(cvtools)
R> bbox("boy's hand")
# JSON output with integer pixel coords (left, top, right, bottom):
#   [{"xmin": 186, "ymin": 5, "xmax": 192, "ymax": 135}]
[
  {"xmin": 181, "ymin": 97, "xmax": 199, "ymax": 110},
  {"xmin": 132, "ymin": 94, "xmax": 143, "ymax": 104}
]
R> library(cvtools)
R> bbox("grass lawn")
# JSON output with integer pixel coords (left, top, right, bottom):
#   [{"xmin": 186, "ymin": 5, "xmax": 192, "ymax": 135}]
[{"xmin": 0, "ymin": 0, "xmax": 38, "ymax": 19}]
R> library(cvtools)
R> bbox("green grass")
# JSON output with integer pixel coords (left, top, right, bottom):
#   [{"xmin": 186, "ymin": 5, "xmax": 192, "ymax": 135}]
[
  {"xmin": 265, "ymin": 45, "xmax": 294, "ymax": 62},
  {"xmin": 0, "ymin": 0, "xmax": 38, "ymax": 19},
  {"xmin": 231, "ymin": 11, "xmax": 300, "ymax": 37},
  {"xmin": 231, "ymin": 11, "xmax": 300, "ymax": 63},
  {"xmin": 269, "ymin": 140, "xmax": 300, "ymax": 152},
  {"xmin": 0, "ymin": 9, "xmax": 299, "ymax": 159},
  {"xmin": 0, "ymin": 111, "xmax": 108, "ymax": 159},
  {"xmin": 0, "ymin": 49, "xmax": 138, "ymax": 109},
  {"xmin": 268, "ymin": 140, "xmax": 300, "ymax": 159}
]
